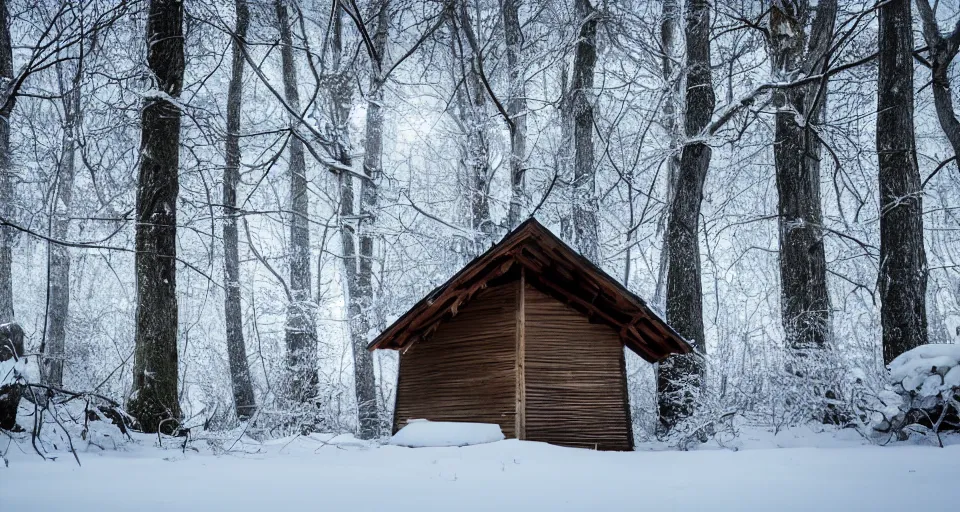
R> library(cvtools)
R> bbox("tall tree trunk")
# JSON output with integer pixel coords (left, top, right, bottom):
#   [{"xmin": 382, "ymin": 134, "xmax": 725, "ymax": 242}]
[
  {"xmin": 916, "ymin": 0, "xmax": 960, "ymax": 349},
  {"xmin": 128, "ymin": 0, "xmax": 184, "ymax": 434},
  {"xmin": 767, "ymin": 1, "xmax": 836, "ymax": 352},
  {"xmin": 350, "ymin": 0, "xmax": 389, "ymax": 440},
  {"xmin": 658, "ymin": 0, "xmax": 715, "ymax": 433},
  {"xmin": 570, "ymin": 0, "xmax": 598, "ymax": 262},
  {"xmin": 877, "ymin": 0, "xmax": 927, "ymax": 364},
  {"xmin": 653, "ymin": 0, "xmax": 681, "ymax": 310},
  {"xmin": 335, "ymin": 25, "xmax": 359, "ymax": 430},
  {"xmin": 331, "ymin": 0, "xmax": 377, "ymax": 439},
  {"xmin": 223, "ymin": 0, "xmax": 257, "ymax": 420},
  {"xmin": 0, "ymin": 0, "xmax": 15, "ymax": 324},
  {"xmin": 451, "ymin": 11, "xmax": 493, "ymax": 252},
  {"xmin": 42, "ymin": 62, "xmax": 82, "ymax": 387},
  {"xmin": 503, "ymin": 0, "xmax": 527, "ymax": 229},
  {"xmin": 275, "ymin": 0, "xmax": 318, "ymax": 402},
  {"xmin": 558, "ymin": 68, "xmax": 573, "ymax": 242}
]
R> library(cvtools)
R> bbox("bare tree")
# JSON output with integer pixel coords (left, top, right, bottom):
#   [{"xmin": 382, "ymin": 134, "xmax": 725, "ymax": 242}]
[
  {"xmin": 916, "ymin": 1, "xmax": 960, "ymax": 172},
  {"xmin": 127, "ymin": 0, "xmax": 185, "ymax": 434},
  {"xmin": 342, "ymin": 0, "xmax": 448, "ymax": 439},
  {"xmin": 41, "ymin": 43, "xmax": 86, "ymax": 387},
  {"xmin": 275, "ymin": 0, "xmax": 318, "ymax": 403},
  {"xmin": 223, "ymin": 0, "xmax": 257, "ymax": 420},
  {"xmin": 653, "ymin": 0, "xmax": 681, "ymax": 309},
  {"xmin": 328, "ymin": 0, "xmax": 373, "ymax": 439},
  {"xmin": 877, "ymin": 0, "xmax": 927, "ymax": 363},
  {"xmin": 0, "ymin": 0, "xmax": 15, "ymax": 324},
  {"xmin": 765, "ymin": 1, "xmax": 836, "ymax": 353},
  {"xmin": 658, "ymin": 0, "xmax": 715, "ymax": 433},
  {"xmin": 351, "ymin": 0, "xmax": 390, "ymax": 440},
  {"xmin": 451, "ymin": 5, "xmax": 494, "ymax": 250},
  {"xmin": 503, "ymin": 0, "xmax": 527, "ymax": 229},
  {"xmin": 570, "ymin": 0, "xmax": 599, "ymax": 262}
]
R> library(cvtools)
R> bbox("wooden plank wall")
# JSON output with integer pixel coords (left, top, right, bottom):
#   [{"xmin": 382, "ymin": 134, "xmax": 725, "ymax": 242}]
[
  {"xmin": 393, "ymin": 282, "xmax": 518, "ymax": 437},
  {"xmin": 523, "ymin": 284, "xmax": 633, "ymax": 450}
]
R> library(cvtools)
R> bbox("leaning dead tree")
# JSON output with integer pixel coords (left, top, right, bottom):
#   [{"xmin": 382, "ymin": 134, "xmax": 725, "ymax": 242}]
[{"xmin": 127, "ymin": 0, "xmax": 185, "ymax": 434}]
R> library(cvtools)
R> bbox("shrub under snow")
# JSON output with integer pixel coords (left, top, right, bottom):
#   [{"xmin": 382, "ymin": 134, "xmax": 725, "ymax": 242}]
[{"xmin": 872, "ymin": 344, "xmax": 960, "ymax": 436}]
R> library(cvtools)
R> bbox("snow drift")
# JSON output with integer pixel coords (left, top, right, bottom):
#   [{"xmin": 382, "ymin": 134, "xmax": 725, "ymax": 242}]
[{"xmin": 389, "ymin": 419, "xmax": 505, "ymax": 448}]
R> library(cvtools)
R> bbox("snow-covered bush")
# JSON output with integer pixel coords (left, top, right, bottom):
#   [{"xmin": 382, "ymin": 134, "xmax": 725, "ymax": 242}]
[
  {"xmin": 765, "ymin": 347, "xmax": 865, "ymax": 428},
  {"xmin": 649, "ymin": 337, "xmax": 912, "ymax": 451},
  {"xmin": 871, "ymin": 344, "xmax": 960, "ymax": 439}
]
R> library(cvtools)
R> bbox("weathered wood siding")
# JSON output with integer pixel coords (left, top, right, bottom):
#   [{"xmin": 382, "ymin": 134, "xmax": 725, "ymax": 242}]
[
  {"xmin": 523, "ymin": 284, "xmax": 633, "ymax": 450},
  {"xmin": 393, "ymin": 282, "xmax": 518, "ymax": 437}
]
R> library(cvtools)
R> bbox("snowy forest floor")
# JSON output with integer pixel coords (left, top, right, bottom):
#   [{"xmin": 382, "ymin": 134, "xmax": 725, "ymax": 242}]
[{"xmin": 2, "ymin": 423, "xmax": 959, "ymax": 511}]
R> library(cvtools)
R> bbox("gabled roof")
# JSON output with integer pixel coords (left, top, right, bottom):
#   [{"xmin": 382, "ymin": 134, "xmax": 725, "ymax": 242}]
[{"xmin": 367, "ymin": 218, "xmax": 691, "ymax": 362}]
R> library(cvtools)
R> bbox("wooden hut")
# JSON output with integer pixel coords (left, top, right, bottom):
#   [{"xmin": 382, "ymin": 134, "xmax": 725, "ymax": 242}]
[{"xmin": 368, "ymin": 219, "xmax": 691, "ymax": 450}]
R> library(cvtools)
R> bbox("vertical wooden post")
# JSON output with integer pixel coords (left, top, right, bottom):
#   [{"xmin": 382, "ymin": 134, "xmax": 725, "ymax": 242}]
[
  {"xmin": 391, "ymin": 353, "xmax": 403, "ymax": 435},
  {"xmin": 515, "ymin": 268, "xmax": 526, "ymax": 439},
  {"xmin": 618, "ymin": 346, "xmax": 635, "ymax": 450}
]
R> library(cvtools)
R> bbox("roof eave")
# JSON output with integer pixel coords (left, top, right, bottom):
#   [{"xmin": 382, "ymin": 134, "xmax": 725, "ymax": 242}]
[{"xmin": 365, "ymin": 218, "xmax": 693, "ymax": 360}]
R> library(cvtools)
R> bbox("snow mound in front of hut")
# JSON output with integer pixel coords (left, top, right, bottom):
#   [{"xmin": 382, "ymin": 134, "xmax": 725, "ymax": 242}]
[{"xmin": 389, "ymin": 419, "xmax": 505, "ymax": 447}]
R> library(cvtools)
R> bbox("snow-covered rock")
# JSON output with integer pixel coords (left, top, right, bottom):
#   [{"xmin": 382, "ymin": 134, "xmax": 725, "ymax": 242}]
[{"xmin": 389, "ymin": 419, "xmax": 505, "ymax": 448}]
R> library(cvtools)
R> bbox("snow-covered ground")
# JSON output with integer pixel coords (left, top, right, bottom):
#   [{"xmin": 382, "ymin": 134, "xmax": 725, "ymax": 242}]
[{"xmin": 2, "ymin": 424, "xmax": 958, "ymax": 511}]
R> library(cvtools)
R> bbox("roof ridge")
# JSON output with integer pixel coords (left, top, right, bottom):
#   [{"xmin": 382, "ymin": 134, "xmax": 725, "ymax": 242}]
[{"xmin": 367, "ymin": 217, "xmax": 691, "ymax": 362}]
